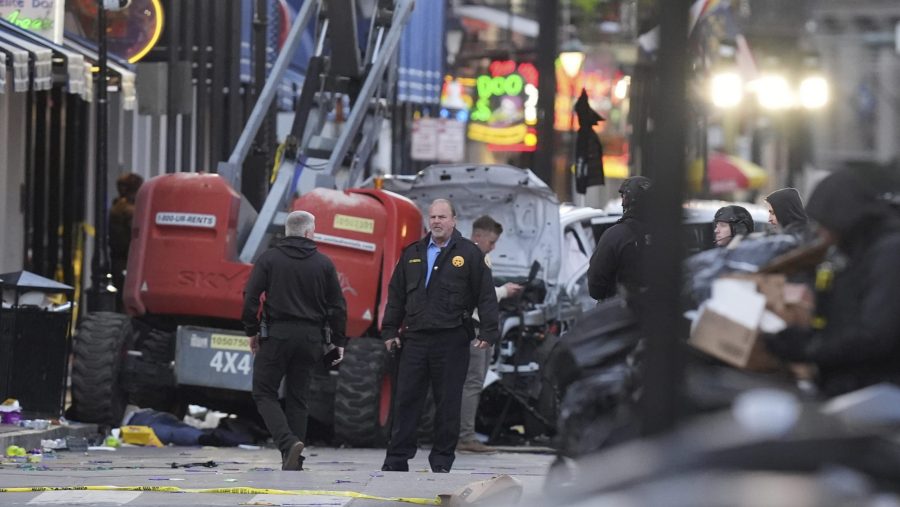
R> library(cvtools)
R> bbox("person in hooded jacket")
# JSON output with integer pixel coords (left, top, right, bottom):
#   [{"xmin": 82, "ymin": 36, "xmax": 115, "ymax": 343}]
[
  {"xmin": 764, "ymin": 168, "xmax": 900, "ymax": 396},
  {"xmin": 587, "ymin": 176, "xmax": 652, "ymax": 301},
  {"xmin": 242, "ymin": 210, "xmax": 347, "ymax": 471},
  {"xmin": 765, "ymin": 187, "xmax": 810, "ymax": 239}
]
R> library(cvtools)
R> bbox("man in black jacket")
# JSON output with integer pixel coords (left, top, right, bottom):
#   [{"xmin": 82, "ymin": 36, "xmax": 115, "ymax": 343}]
[
  {"xmin": 381, "ymin": 199, "xmax": 499, "ymax": 473},
  {"xmin": 242, "ymin": 210, "xmax": 347, "ymax": 471},
  {"xmin": 587, "ymin": 176, "xmax": 652, "ymax": 301},
  {"xmin": 765, "ymin": 169, "xmax": 900, "ymax": 396}
]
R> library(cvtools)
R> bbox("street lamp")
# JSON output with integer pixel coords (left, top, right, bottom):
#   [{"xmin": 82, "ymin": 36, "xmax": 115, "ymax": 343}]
[
  {"xmin": 559, "ymin": 38, "xmax": 585, "ymax": 128},
  {"xmin": 559, "ymin": 38, "xmax": 586, "ymax": 81},
  {"xmin": 744, "ymin": 72, "xmax": 831, "ymax": 189},
  {"xmin": 710, "ymin": 71, "xmax": 742, "ymax": 109},
  {"xmin": 798, "ymin": 75, "xmax": 829, "ymax": 110},
  {"xmin": 445, "ymin": 18, "xmax": 464, "ymax": 67},
  {"xmin": 753, "ymin": 74, "xmax": 795, "ymax": 111}
]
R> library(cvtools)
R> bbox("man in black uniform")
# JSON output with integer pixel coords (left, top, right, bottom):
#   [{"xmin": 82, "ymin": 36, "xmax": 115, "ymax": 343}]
[
  {"xmin": 242, "ymin": 210, "xmax": 347, "ymax": 471},
  {"xmin": 713, "ymin": 205, "xmax": 754, "ymax": 248},
  {"xmin": 587, "ymin": 176, "xmax": 653, "ymax": 301},
  {"xmin": 381, "ymin": 199, "xmax": 499, "ymax": 473}
]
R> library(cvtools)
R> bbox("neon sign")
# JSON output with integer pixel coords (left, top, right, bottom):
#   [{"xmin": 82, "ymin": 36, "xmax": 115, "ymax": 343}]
[
  {"xmin": 440, "ymin": 76, "xmax": 475, "ymax": 122},
  {"xmin": 467, "ymin": 60, "xmax": 538, "ymax": 152}
]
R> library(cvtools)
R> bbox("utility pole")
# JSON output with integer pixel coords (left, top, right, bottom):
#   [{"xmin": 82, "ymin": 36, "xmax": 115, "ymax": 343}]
[
  {"xmin": 534, "ymin": 0, "xmax": 558, "ymax": 189},
  {"xmin": 640, "ymin": 0, "xmax": 690, "ymax": 437},
  {"xmin": 88, "ymin": 0, "xmax": 116, "ymax": 312}
]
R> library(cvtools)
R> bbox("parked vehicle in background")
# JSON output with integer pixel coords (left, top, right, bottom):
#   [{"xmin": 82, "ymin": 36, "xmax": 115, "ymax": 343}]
[{"xmin": 562, "ymin": 199, "xmax": 770, "ymax": 308}]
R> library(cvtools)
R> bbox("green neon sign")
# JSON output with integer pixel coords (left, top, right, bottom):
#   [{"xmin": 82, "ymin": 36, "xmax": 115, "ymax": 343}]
[
  {"xmin": 4, "ymin": 9, "xmax": 54, "ymax": 30},
  {"xmin": 471, "ymin": 73, "xmax": 525, "ymax": 123}
]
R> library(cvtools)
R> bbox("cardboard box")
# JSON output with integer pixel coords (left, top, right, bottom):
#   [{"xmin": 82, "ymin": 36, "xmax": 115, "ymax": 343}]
[
  {"xmin": 689, "ymin": 305, "xmax": 780, "ymax": 371},
  {"xmin": 725, "ymin": 274, "xmax": 813, "ymax": 328},
  {"xmin": 688, "ymin": 278, "xmax": 782, "ymax": 371}
]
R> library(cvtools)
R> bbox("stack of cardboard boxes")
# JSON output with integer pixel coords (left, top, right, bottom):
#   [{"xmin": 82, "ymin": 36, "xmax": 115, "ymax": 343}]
[{"xmin": 688, "ymin": 274, "xmax": 814, "ymax": 371}]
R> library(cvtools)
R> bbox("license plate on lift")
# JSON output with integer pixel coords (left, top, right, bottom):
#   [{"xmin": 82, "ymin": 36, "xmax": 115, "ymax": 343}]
[{"xmin": 175, "ymin": 326, "xmax": 253, "ymax": 391}]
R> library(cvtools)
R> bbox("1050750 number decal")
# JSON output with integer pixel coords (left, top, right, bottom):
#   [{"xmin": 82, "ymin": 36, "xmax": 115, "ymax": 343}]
[{"xmin": 209, "ymin": 351, "xmax": 252, "ymax": 375}]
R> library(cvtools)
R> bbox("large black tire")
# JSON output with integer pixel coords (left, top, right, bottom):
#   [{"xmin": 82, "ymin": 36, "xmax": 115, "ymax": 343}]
[
  {"xmin": 124, "ymin": 325, "xmax": 177, "ymax": 412},
  {"xmin": 70, "ymin": 312, "xmax": 130, "ymax": 426},
  {"xmin": 333, "ymin": 339, "xmax": 392, "ymax": 447}
]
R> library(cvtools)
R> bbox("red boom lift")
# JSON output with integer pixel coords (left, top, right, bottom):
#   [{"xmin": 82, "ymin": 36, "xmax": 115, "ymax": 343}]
[{"xmin": 69, "ymin": 0, "xmax": 422, "ymax": 446}]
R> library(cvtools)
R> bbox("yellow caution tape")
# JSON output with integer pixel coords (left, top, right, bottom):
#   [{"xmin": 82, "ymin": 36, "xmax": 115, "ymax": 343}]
[{"xmin": 0, "ymin": 485, "xmax": 440, "ymax": 505}]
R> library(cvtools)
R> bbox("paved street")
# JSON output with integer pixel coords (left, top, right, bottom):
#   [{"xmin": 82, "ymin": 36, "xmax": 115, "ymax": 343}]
[{"xmin": 0, "ymin": 444, "xmax": 553, "ymax": 506}]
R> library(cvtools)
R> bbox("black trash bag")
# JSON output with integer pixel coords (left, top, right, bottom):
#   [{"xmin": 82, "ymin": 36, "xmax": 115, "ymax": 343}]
[
  {"xmin": 558, "ymin": 296, "xmax": 640, "ymax": 373},
  {"xmin": 683, "ymin": 233, "xmax": 801, "ymax": 307},
  {"xmin": 555, "ymin": 365, "xmax": 639, "ymax": 458},
  {"xmin": 552, "ymin": 297, "xmax": 643, "ymax": 458}
]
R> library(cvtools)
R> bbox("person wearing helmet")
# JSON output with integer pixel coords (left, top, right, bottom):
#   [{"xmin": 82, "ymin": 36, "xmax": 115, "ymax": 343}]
[
  {"xmin": 587, "ymin": 176, "xmax": 652, "ymax": 301},
  {"xmin": 713, "ymin": 205, "xmax": 754, "ymax": 247}
]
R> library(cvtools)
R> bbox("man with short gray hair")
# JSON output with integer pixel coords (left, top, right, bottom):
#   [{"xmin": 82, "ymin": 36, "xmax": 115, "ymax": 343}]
[
  {"xmin": 242, "ymin": 210, "xmax": 347, "ymax": 471},
  {"xmin": 285, "ymin": 210, "xmax": 315, "ymax": 237}
]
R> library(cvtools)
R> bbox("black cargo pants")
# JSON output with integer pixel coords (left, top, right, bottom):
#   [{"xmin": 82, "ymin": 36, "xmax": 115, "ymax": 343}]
[
  {"xmin": 251, "ymin": 333, "xmax": 323, "ymax": 456},
  {"xmin": 383, "ymin": 327, "xmax": 471, "ymax": 471}
]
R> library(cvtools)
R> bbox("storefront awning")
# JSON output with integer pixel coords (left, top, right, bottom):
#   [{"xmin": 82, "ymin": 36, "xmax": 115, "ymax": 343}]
[
  {"xmin": 0, "ymin": 21, "xmax": 52, "ymax": 92},
  {"xmin": 0, "ymin": 36, "xmax": 29, "ymax": 93},
  {"xmin": 3, "ymin": 21, "xmax": 93, "ymax": 98},
  {"xmin": 0, "ymin": 19, "xmax": 93, "ymax": 99},
  {"xmin": 63, "ymin": 36, "xmax": 137, "ymax": 110},
  {"xmin": 0, "ymin": 19, "xmax": 134, "ymax": 108}
]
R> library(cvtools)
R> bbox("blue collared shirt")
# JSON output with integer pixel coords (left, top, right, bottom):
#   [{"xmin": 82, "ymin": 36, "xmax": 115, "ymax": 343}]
[{"xmin": 425, "ymin": 238, "xmax": 444, "ymax": 286}]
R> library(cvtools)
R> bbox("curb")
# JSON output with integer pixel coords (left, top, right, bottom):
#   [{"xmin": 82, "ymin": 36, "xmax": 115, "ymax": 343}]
[{"xmin": 0, "ymin": 423, "xmax": 99, "ymax": 451}]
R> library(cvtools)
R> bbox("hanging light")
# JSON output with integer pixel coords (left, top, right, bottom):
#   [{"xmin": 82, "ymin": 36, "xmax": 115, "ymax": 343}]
[
  {"xmin": 559, "ymin": 38, "xmax": 586, "ymax": 79},
  {"xmin": 445, "ymin": 18, "xmax": 464, "ymax": 66}
]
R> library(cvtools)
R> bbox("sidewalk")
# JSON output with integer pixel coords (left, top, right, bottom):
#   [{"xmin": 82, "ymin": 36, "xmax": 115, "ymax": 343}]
[{"xmin": 0, "ymin": 422, "xmax": 98, "ymax": 451}]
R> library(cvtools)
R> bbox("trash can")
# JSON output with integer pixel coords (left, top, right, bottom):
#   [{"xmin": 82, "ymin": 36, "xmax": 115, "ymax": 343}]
[{"xmin": 0, "ymin": 270, "xmax": 74, "ymax": 419}]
